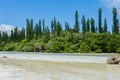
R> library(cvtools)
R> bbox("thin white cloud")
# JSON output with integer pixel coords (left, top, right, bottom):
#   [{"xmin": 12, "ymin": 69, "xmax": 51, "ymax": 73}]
[
  {"xmin": 100, "ymin": 0, "xmax": 120, "ymax": 7},
  {"xmin": 0, "ymin": 24, "xmax": 15, "ymax": 34},
  {"xmin": 0, "ymin": 24, "xmax": 22, "ymax": 35},
  {"xmin": 100, "ymin": 0, "xmax": 120, "ymax": 14},
  {"xmin": 0, "ymin": 24, "xmax": 14, "ymax": 32}
]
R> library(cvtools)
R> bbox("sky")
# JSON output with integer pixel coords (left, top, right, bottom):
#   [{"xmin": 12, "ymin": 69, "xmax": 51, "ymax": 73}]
[{"xmin": 0, "ymin": 0, "xmax": 120, "ymax": 32}]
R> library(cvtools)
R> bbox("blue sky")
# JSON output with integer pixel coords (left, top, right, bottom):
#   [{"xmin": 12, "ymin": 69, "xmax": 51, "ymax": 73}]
[{"xmin": 0, "ymin": 0, "xmax": 120, "ymax": 32}]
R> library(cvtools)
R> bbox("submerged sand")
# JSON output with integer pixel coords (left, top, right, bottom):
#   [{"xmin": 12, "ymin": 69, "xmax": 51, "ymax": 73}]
[{"xmin": 0, "ymin": 57, "xmax": 120, "ymax": 80}]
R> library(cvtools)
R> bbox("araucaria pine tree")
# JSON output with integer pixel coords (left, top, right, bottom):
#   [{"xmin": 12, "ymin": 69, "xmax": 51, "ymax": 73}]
[
  {"xmin": 87, "ymin": 19, "xmax": 90, "ymax": 32},
  {"xmin": 103, "ymin": 18, "xmax": 108, "ymax": 33},
  {"xmin": 98, "ymin": 8, "xmax": 103, "ymax": 33},
  {"xmin": 112, "ymin": 7, "xmax": 119, "ymax": 34},
  {"xmin": 91, "ymin": 18, "xmax": 95, "ymax": 33},
  {"xmin": 81, "ymin": 15, "xmax": 87, "ymax": 33},
  {"xmin": 74, "ymin": 10, "xmax": 79, "ymax": 33},
  {"xmin": 26, "ymin": 19, "xmax": 34, "ymax": 41}
]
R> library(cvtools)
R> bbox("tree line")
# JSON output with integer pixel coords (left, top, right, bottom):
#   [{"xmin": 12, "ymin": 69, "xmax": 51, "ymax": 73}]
[{"xmin": 0, "ymin": 7, "xmax": 120, "ymax": 53}]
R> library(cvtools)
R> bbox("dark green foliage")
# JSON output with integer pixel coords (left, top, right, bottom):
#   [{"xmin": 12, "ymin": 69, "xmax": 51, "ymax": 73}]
[
  {"xmin": 106, "ymin": 34, "xmax": 120, "ymax": 52},
  {"xmin": 74, "ymin": 10, "xmax": 79, "ymax": 33},
  {"xmin": 2, "ymin": 31, "xmax": 8, "ymax": 42},
  {"xmin": 34, "ymin": 22, "xmax": 41, "ymax": 39},
  {"xmin": 47, "ymin": 40, "xmax": 64, "ymax": 53},
  {"xmin": 51, "ymin": 20, "xmax": 54, "ymax": 32},
  {"xmin": 43, "ymin": 26, "xmax": 50, "ymax": 43},
  {"xmin": 81, "ymin": 15, "xmax": 87, "ymax": 33},
  {"xmin": 39, "ymin": 20, "xmax": 42, "ymax": 35},
  {"xmin": 26, "ymin": 19, "xmax": 34, "ymax": 41},
  {"xmin": 65, "ymin": 22, "xmax": 70, "ymax": 31},
  {"xmin": 21, "ymin": 28, "xmax": 25, "ymax": 40},
  {"xmin": 95, "ymin": 49, "xmax": 102, "ymax": 53},
  {"xmin": 53, "ymin": 17, "xmax": 57, "ymax": 33},
  {"xmin": 64, "ymin": 42, "xmax": 73, "ymax": 53},
  {"xmin": 103, "ymin": 18, "xmax": 108, "ymax": 33},
  {"xmin": 0, "ymin": 31, "xmax": 1, "ymax": 41},
  {"xmin": 112, "ymin": 7, "xmax": 119, "ymax": 34},
  {"xmin": 42, "ymin": 19, "xmax": 45, "ymax": 32},
  {"xmin": 1, "ymin": 8, "xmax": 120, "ymax": 53},
  {"xmin": 56, "ymin": 22, "xmax": 62, "ymax": 36},
  {"xmin": 116, "ymin": 48, "xmax": 120, "ymax": 53},
  {"xmin": 98, "ymin": 8, "xmax": 103, "ymax": 33},
  {"xmin": 22, "ymin": 43, "xmax": 34, "ymax": 52},
  {"xmin": 79, "ymin": 42, "xmax": 91, "ymax": 53},
  {"xmin": 13, "ymin": 27, "xmax": 18, "ymax": 41},
  {"xmin": 87, "ymin": 19, "xmax": 90, "ymax": 32},
  {"xmin": 3, "ymin": 43, "xmax": 15, "ymax": 51},
  {"xmin": 91, "ymin": 18, "xmax": 96, "ymax": 33}
]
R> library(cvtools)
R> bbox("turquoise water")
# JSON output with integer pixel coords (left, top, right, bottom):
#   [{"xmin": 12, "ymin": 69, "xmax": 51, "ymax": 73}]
[
  {"xmin": 0, "ymin": 52, "xmax": 118, "ymax": 80},
  {"xmin": 0, "ymin": 52, "xmax": 110, "ymax": 63}
]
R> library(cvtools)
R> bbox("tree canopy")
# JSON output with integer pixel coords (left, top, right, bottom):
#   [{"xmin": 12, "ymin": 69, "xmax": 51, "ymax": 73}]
[{"xmin": 0, "ymin": 7, "xmax": 120, "ymax": 53}]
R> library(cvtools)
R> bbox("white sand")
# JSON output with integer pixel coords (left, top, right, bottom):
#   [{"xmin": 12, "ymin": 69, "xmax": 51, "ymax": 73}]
[{"xmin": 0, "ymin": 53, "xmax": 119, "ymax": 80}]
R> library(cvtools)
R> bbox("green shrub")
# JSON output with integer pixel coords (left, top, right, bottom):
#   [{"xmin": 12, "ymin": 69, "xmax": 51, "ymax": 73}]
[
  {"xmin": 64, "ymin": 42, "xmax": 73, "ymax": 53},
  {"xmin": 22, "ymin": 45, "xmax": 34, "ymax": 52},
  {"xmin": 4, "ymin": 43, "xmax": 15, "ymax": 51},
  {"xmin": 79, "ymin": 42, "xmax": 91, "ymax": 53},
  {"xmin": 15, "ymin": 44, "xmax": 23, "ymax": 51},
  {"xmin": 0, "ymin": 47, "xmax": 3, "ymax": 51},
  {"xmin": 47, "ymin": 41, "xmax": 65, "ymax": 53},
  {"xmin": 34, "ymin": 43, "xmax": 45, "ymax": 52},
  {"xmin": 21, "ymin": 39, "xmax": 27, "ymax": 44},
  {"xmin": 116, "ymin": 48, "xmax": 120, "ymax": 53},
  {"xmin": 22, "ymin": 43, "xmax": 34, "ymax": 52},
  {"xmin": 95, "ymin": 49, "xmax": 102, "ymax": 53}
]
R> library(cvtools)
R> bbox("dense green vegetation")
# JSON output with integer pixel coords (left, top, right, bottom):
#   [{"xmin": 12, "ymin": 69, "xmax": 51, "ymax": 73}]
[{"xmin": 0, "ymin": 7, "xmax": 120, "ymax": 53}]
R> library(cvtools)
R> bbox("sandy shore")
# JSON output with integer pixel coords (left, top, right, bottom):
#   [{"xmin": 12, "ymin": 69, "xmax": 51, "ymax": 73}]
[{"xmin": 0, "ymin": 57, "xmax": 120, "ymax": 80}]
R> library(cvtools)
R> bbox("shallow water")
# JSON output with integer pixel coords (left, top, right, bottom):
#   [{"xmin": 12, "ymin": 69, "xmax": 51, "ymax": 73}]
[
  {"xmin": 0, "ymin": 52, "xmax": 109, "ymax": 63},
  {"xmin": 0, "ymin": 52, "xmax": 119, "ymax": 80},
  {"xmin": 0, "ymin": 63, "xmax": 120, "ymax": 80}
]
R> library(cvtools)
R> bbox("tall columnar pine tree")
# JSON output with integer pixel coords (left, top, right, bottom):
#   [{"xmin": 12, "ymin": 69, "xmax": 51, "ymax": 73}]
[
  {"xmin": 98, "ymin": 8, "xmax": 103, "ymax": 33},
  {"xmin": 44, "ymin": 26, "xmax": 50, "ymax": 43},
  {"xmin": 26, "ymin": 19, "xmax": 34, "ymax": 41},
  {"xmin": 13, "ymin": 27, "xmax": 19, "ymax": 42},
  {"xmin": 65, "ymin": 21, "xmax": 70, "ymax": 31},
  {"xmin": 57, "ymin": 22, "xmax": 62, "ymax": 36},
  {"xmin": 87, "ymin": 19, "xmax": 90, "ymax": 32},
  {"xmin": 81, "ymin": 15, "xmax": 87, "ymax": 33},
  {"xmin": 53, "ymin": 17, "xmax": 57, "ymax": 32},
  {"xmin": 10, "ymin": 30, "xmax": 14, "ymax": 41},
  {"xmin": 34, "ymin": 23, "xmax": 40, "ymax": 39},
  {"xmin": 21, "ymin": 27, "xmax": 25, "ymax": 40},
  {"xmin": 91, "ymin": 18, "xmax": 96, "ymax": 33},
  {"xmin": 34, "ymin": 20, "xmax": 42, "ymax": 39},
  {"xmin": 117, "ymin": 19, "xmax": 119, "ymax": 33},
  {"xmin": 2, "ymin": 31, "xmax": 8, "ymax": 42},
  {"xmin": 42, "ymin": 19, "xmax": 45, "ymax": 32},
  {"xmin": 0, "ymin": 31, "xmax": 1, "ymax": 41},
  {"xmin": 74, "ymin": 10, "xmax": 79, "ymax": 33},
  {"xmin": 51, "ymin": 20, "xmax": 54, "ymax": 32},
  {"xmin": 39, "ymin": 20, "xmax": 42, "ymax": 35},
  {"xmin": 112, "ymin": 7, "xmax": 119, "ymax": 34},
  {"xmin": 103, "ymin": 18, "xmax": 108, "ymax": 33}
]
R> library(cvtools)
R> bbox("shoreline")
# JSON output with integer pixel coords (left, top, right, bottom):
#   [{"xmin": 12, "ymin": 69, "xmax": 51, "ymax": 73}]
[
  {"xmin": 0, "ymin": 52, "xmax": 116, "ymax": 64},
  {"xmin": 0, "ymin": 58, "xmax": 120, "ymax": 80}
]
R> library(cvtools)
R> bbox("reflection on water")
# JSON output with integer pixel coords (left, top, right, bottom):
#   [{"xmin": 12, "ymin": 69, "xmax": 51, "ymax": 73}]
[
  {"xmin": 0, "ymin": 52, "xmax": 108, "ymax": 63},
  {"xmin": 0, "ymin": 65, "xmax": 119, "ymax": 80},
  {"xmin": 0, "ymin": 52, "xmax": 119, "ymax": 80},
  {"xmin": 107, "ymin": 73, "xmax": 112, "ymax": 80}
]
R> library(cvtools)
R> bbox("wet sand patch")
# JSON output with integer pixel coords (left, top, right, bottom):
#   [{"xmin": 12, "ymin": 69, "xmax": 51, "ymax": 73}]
[{"xmin": 0, "ymin": 58, "xmax": 120, "ymax": 80}]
